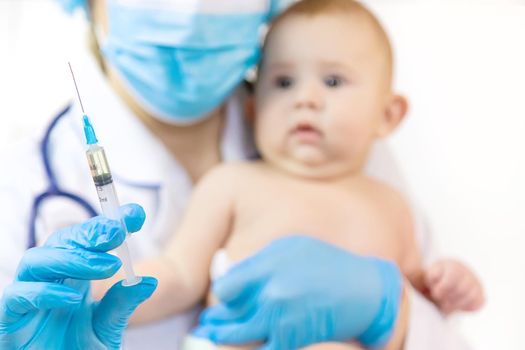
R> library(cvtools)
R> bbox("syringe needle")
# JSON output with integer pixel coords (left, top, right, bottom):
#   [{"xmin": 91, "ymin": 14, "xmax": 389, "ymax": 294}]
[{"xmin": 68, "ymin": 62, "xmax": 85, "ymax": 114}]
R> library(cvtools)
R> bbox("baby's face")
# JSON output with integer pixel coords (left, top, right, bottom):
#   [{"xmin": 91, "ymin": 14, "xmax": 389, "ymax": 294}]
[{"xmin": 255, "ymin": 13, "xmax": 394, "ymax": 179}]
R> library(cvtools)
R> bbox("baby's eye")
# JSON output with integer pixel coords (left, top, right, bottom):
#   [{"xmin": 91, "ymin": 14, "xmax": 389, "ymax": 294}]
[
  {"xmin": 324, "ymin": 75, "xmax": 345, "ymax": 88},
  {"xmin": 274, "ymin": 76, "xmax": 293, "ymax": 89}
]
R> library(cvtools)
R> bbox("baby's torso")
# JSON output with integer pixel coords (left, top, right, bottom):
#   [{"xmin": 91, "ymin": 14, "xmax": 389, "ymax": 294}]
[
  {"xmin": 221, "ymin": 162, "xmax": 405, "ymax": 266},
  {"xmin": 201, "ymin": 163, "xmax": 410, "ymax": 349}
]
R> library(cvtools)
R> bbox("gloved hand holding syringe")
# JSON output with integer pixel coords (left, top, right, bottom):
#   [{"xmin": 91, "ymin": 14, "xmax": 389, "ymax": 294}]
[{"xmin": 69, "ymin": 62, "xmax": 141, "ymax": 287}]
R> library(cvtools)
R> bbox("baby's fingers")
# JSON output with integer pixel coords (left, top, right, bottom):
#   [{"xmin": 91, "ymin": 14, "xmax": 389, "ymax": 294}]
[
  {"xmin": 424, "ymin": 263, "xmax": 445, "ymax": 288},
  {"xmin": 456, "ymin": 283, "xmax": 485, "ymax": 311},
  {"xmin": 429, "ymin": 267, "xmax": 457, "ymax": 301},
  {"xmin": 436, "ymin": 277, "xmax": 471, "ymax": 314},
  {"xmin": 444, "ymin": 275, "xmax": 472, "ymax": 302}
]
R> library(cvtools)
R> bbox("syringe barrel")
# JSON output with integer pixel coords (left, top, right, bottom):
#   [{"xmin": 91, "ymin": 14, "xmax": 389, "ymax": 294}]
[
  {"xmin": 97, "ymin": 182, "xmax": 126, "ymax": 231},
  {"xmin": 85, "ymin": 144, "xmax": 140, "ymax": 286},
  {"xmin": 86, "ymin": 145, "xmax": 123, "ymax": 224},
  {"xmin": 86, "ymin": 145, "xmax": 126, "ymax": 224},
  {"xmin": 86, "ymin": 144, "xmax": 113, "ymax": 187}
]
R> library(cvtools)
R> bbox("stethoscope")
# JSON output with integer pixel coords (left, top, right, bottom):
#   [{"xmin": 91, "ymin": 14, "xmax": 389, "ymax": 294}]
[
  {"xmin": 27, "ymin": 104, "xmax": 98, "ymax": 249},
  {"xmin": 28, "ymin": 104, "xmax": 162, "ymax": 249}
]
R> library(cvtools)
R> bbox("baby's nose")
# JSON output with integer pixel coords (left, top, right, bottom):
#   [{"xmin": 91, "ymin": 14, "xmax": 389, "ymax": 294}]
[{"xmin": 294, "ymin": 82, "xmax": 324, "ymax": 110}]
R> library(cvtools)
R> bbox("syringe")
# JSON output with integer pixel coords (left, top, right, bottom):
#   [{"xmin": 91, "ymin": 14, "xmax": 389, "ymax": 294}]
[{"xmin": 69, "ymin": 63, "xmax": 141, "ymax": 287}]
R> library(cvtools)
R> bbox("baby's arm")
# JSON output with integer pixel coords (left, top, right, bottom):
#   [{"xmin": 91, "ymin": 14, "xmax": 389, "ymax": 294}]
[
  {"xmin": 393, "ymin": 192, "xmax": 484, "ymax": 314},
  {"xmin": 129, "ymin": 164, "xmax": 238, "ymax": 324},
  {"xmin": 424, "ymin": 259, "xmax": 485, "ymax": 314},
  {"xmin": 387, "ymin": 190, "xmax": 427, "ymax": 295}
]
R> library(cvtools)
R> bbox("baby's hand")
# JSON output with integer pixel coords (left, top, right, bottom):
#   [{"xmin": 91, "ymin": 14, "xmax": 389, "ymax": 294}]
[{"xmin": 424, "ymin": 259, "xmax": 485, "ymax": 314}]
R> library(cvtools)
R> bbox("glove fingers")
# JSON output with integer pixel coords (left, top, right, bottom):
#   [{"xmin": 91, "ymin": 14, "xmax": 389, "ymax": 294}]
[
  {"xmin": 120, "ymin": 203, "xmax": 146, "ymax": 233},
  {"xmin": 45, "ymin": 216, "xmax": 125, "ymax": 252},
  {"xmin": 93, "ymin": 277, "xmax": 157, "ymax": 349},
  {"xmin": 212, "ymin": 237, "xmax": 301, "ymax": 307},
  {"xmin": 199, "ymin": 303, "xmax": 251, "ymax": 325},
  {"xmin": 212, "ymin": 257, "xmax": 267, "ymax": 307},
  {"xmin": 193, "ymin": 315, "xmax": 265, "ymax": 345},
  {"xmin": 44, "ymin": 204, "xmax": 146, "ymax": 252},
  {"xmin": 17, "ymin": 247, "xmax": 122, "ymax": 282},
  {"xmin": 0, "ymin": 282, "xmax": 82, "ymax": 324}
]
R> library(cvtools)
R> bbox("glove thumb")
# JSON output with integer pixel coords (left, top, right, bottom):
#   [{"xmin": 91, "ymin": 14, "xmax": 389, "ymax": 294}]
[{"xmin": 92, "ymin": 277, "xmax": 157, "ymax": 349}]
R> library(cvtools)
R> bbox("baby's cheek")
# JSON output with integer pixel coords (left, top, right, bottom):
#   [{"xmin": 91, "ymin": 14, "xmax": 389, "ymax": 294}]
[{"xmin": 329, "ymin": 129, "xmax": 366, "ymax": 159}]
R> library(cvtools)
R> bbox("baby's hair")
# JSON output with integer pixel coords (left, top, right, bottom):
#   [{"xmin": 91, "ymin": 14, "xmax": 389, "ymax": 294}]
[
  {"xmin": 260, "ymin": 0, "xmax": 394, "ymax": 82},
  {"xmin": 275, "ymin": 0, "xmax": 378, "ymax": 17}
]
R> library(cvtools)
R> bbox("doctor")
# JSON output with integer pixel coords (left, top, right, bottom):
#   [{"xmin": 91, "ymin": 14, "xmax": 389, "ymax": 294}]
[{"xmin": 0, "ymin": 0, "xmax": 471, "ymax": 349}]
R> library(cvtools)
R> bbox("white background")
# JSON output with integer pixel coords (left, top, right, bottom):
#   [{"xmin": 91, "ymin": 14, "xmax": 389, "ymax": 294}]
[{"xmin": 1, "ymin": 0, "xmax": 524, "ymax": 349}]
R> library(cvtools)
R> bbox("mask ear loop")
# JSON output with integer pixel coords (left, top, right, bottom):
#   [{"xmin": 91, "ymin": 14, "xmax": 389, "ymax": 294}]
[{"xmin": 244, "ymin": 15, "xmax": 270, "ymax": 92}]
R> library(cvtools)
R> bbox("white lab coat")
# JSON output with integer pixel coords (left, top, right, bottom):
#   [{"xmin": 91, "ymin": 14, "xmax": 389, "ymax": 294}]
[{"xmin": 0, "ymin": 56, "xmax": 471, "ymax": 350}]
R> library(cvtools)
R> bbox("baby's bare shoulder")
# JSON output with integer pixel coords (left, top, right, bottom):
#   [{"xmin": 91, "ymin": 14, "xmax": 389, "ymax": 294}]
[
  {"xmin": 362, "ymin": 177, "xmax": 411, "ymax": 215},
  {"xmin": 202, "ymin": 161, "xmax": 267, "ymax": 185}
]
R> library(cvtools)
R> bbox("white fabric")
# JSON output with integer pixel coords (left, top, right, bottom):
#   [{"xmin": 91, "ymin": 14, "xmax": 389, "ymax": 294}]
[
  {"xmin": 405, "ymin": 286, "xmax": 472, "ymax": 350},
  {"xmin": 0, "ymin": 53, "xmax": 468, "ymax": 350},
  {"xmin": 210, "ymin": 249, "xmax": 232, "ymax": 281},
  {"xmin": 182, "ymin": 336, "xmax": 217, "ymax": 350}
]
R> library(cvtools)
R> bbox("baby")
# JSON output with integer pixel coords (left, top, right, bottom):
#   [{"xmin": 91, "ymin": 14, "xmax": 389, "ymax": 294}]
[{"xmin": 119, "ymin": 0, "xmax": 484, "ymax": 348}]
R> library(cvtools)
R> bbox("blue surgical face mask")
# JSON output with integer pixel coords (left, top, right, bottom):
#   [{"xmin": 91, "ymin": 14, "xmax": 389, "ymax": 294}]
[
  {"xmin": 94, "ymin": 0, "xmax": 291, "ymax": 124},
  {"xmin": 55, "ymin": 0, "xmax": 87, "ymax": 14}
]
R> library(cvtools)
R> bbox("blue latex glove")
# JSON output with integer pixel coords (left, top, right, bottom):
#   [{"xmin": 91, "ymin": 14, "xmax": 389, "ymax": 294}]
[
  {"xmin": 0, "ymin": 204, "xmax": 157, "ymax": 350},
  {"xmin": 195, "ymin": 236, "xmax": 403, "ymax": 349}
]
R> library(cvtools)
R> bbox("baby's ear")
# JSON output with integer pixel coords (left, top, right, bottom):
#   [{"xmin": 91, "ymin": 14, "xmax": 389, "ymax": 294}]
[{"xmin": 376, "ymin": 94, "xmax": 409, "ymax": 138}]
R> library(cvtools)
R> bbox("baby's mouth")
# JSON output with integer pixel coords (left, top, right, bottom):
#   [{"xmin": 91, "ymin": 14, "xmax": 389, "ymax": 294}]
[{"xmin": 290, "ymin": 122, "xmax": 323, "ymax": 143}]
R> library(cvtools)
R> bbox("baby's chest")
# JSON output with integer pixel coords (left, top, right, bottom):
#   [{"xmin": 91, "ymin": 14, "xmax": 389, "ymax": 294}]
[{"xmin": 223, "ymin": 186, "xmax": 402, "ymax": 264}]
